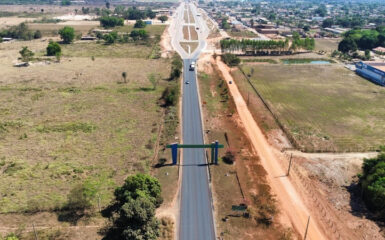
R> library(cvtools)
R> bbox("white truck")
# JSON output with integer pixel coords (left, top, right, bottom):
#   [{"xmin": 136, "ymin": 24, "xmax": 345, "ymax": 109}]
[{"xmin": 189, "ymin": 61, "xmax": 196, "ymax": 71}]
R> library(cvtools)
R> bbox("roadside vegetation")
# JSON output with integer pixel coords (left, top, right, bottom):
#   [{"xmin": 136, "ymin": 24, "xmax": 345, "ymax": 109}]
[
  {"xmin": 102, "ymin": 174, "xmax": 162, "ymax": 240},
  {"xmin": 359, "ymin": 152, "xmax": 385, "ymax": 221}
]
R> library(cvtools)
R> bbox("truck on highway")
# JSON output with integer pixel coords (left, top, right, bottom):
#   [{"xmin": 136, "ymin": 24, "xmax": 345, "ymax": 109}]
[{"xmin": 189, "ymin": 61, "xmax": 195, "ymax": 71}]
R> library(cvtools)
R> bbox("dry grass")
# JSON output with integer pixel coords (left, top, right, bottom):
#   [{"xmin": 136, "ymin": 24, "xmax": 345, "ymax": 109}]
[
  {"xmin": 236, "ymin": 64, "xmax": 385, "ymax": 152},
  {"xmin": 180, "ymin": 42, "xmax": 198, "ymax": 54},
  {"xmin": 314, "ymin": 38, "xmax": 340, "ymax": 53},
  {"xmin": 189, "ymin": 26, "xmax": 198, "ymax": 40},
  {"xmin": 0, "ymin": 37, "xmax": 172, "ymax": 213}
]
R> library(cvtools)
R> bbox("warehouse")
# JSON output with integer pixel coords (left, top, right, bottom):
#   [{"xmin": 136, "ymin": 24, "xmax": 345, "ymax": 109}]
[{"xmin": 355, "ymin": 61, "xmax": 385, "ymax": 86}]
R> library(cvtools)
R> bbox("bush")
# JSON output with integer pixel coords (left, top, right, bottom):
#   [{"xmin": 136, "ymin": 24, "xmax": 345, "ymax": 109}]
[
  {"xmin": 222, "ymin": 148, "xmax": 236, "ymax": 164},
  {"xmin": 134, "ymin": 19, "xmax": 146, "ymax": 28},
  {"xmin": 130, "ymin": 29, "xmax": 148, "ymax": 41},
  {"xmin": 19, "ymin": 46, "xmax": 34, "ymax": 62},
  {"xmin": 103, "ymin": 32, "xmax": 118, "ymax": 44},
  {"xmin": 33, "ymin": 30, "xmax": 42, "ymax": 39},
  {"xmin": 161, "ymin": 86, "xmax": 178, "ymax": 107},
  {"xmin": 100, "ymin": 16, "xmax": 124, "ymax": 28},
  {"xmin": 169, "ymin": 54, "xmax": 183, "ymax": 80},
  {"xmin": 0, "ymin": 23, "xmax": 34, "ymax": 40},
  {"xmin": 46, "ymin": 41, "xmax": 61, "ymax": 56},
  {"xmin": 360, "ymin": 153, "xmax": 385, "ymax": 220},
  {"xmin": 222, "ymin": 53, "xmax": 240, "ymax": 67},
  {"xmin": 59, "ymin": 26, "xmax": 75, "ymax": 44}
]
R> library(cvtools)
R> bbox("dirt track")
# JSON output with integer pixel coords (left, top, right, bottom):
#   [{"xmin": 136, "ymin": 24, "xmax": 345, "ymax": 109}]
[{"xmin": 215, "ymin": 57, "xmax": 327, "ymax": 240}]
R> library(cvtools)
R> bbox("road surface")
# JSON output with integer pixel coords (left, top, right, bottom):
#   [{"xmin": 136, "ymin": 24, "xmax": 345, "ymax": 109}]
[{"xmin": 169, "ymin": 1, "xmax": 216, "ymax": 240}]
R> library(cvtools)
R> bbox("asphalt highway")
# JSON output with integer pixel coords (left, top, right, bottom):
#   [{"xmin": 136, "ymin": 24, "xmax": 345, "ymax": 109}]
[
  {"xmin": 169, "ymin": 1, "xmax": 216, "ymax": 239},
  {"xmin": 179, "ymin": 59, "xmax": 215, "ymax": 240}
]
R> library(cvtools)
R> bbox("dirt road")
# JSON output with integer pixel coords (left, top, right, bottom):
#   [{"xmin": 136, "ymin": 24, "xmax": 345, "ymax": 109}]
[{"xmin": 215, "ymin": 57, "xmax": 327, "ymax": 240}]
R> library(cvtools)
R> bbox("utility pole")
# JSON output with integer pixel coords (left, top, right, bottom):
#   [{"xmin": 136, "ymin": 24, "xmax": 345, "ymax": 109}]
[
  {"xmin": 304, "ymin": 216, "xmax": 310, "ymax": 240},
  {"xmin": 287, "ymin": 153, "xmax": 293, "ymax": 176}
]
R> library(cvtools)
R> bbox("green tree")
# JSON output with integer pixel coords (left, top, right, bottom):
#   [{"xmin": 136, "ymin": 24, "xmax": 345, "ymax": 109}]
[
  {"xmin": 221, "ymin": 18, "xmax": 230, "ymax": 30},
  {"xmin": 61, "ymin": 0, "xmax": 71, "ymax": 6},
  {"xmin": 59, "ymin": 26, "xmax": 75, "ymax": 44},
  {"xmin": 146, "ymin": 9, "xmax": 156, "ymax": 19},
  {"xmin": 100, "ymin": 16, "xmax": 124, "ymax": 28},
  {"xmin": 158, "ymin": 15, "xmax": 168, "ymax": 23},
  {"xmin": 46, "ymin": 41, "xmax": 61, "ymax": 56},
  {"xmin": 134, "ymin": 19, "xmax": 146, "ymax": 28},
  {"xmin": 338, "ymin": 37, "xmax": 357, "ymax": 53},
  {"xmin": 303, "ymin": 25, "xmax": 310, "ymax": 32},
  {"xmin": 322, "ymin": 18, "xmax": 333, "ymax": 28},
  {"xmin": 365, "ymin": 49, "xmax": 371, "ymax": 60},
  {"xmin": 103, "ymin": 174, "xmax": 163, "ymax": 240},
  {"xmin": 148, "ymin": 73, "xmax": 159, "ymax": 90},
  {"xmin": 19, "ymin": 46, "xmax": 34, "ymax": 62},
  {"xmin": 33, "ymin": 30, "xmax": 42, "ymax": 39},
  {"xmin": 222, "ymin": 53, "xmax": 240, "ymax": 67},
  {"xmin": 359, "ymin": 153, "xmax": 385, "ymax": 220},
  {"xmin": 315, "ymin": 4, "xmax": 327, "ymax": 17},
  {"xmin": 103, "ymin": 32, "xmax": 118, "ymax": 44}
]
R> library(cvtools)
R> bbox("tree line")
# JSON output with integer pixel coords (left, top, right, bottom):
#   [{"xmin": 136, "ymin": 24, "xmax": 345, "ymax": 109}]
[
  {"xmin": 220, "ymin": 35, "xmax": 315, "ymax": 55},
  {"xmin": 0, "ymin": 23, "xmax": 41, "ymax": 40}
]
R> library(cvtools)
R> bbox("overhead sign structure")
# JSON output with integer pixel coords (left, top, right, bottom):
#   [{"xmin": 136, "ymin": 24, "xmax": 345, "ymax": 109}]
[{"xmin": 166, "ymin": 140, "xmax": 224, "ymax": 165}]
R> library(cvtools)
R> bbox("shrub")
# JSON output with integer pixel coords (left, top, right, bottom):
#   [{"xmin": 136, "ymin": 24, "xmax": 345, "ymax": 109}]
[
  {"xmin": 100, "ymin": 16, "xmax": 124, "ymax": 28},
  {"xmin": 33, "ymin": 30, "xmax": 42, "ymax": 39},
  {"xmin": 161, "ymin": 86, "xmax": 178, "ymax": 107},
  {"xmin": 360, "ymin": 153, "xmax": 385, "ymax": 220},
  {"xmin": 222, "ymin": 53, "xmax": 240, "ymax": 67},
  {"xmin": 134, "ymin": 19, "xmax": 146, "ymax": 28},
  {"xmin": 222, "ymin": 148, "xmax": 236, "ymax": 164},
  {"xmin": 46, "ymin": 41, "xmax": 61, "ymax": 56},
  {"xmin": 103, "ymin": 31, "xmax": 118, "ymax": 44},
  {"xmin": 19, "ymin": 46, "xmax": 34, "ymax": 62},
  {"xmin": 59, "ymin": 26, "xmax": 75, "ymax": 44}
]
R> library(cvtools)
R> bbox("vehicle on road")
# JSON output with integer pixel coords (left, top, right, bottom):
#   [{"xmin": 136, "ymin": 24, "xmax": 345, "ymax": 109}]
[
  {"xmin": 189, "ymin": 62, "xmax": 195, "ymax": 71},
  {"xmin": 185, "ymin": 81, "xmax": 190, "ymax": 84}
]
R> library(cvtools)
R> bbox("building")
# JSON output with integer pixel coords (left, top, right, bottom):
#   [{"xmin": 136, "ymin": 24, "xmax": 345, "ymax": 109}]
[
  {"xmin": 373, "ymin": 47, "xmax": 385, "ymax": 55},
  {"xmin": 355, "ymin": 61, "xmax": 385, "ymax": 86}
]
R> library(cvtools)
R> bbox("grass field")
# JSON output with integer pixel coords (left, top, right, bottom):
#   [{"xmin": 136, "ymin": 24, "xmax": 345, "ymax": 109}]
[
  {"xmin": 0, "ymin": 30, "xmax": 172, "ymax": 213},
  {"xmin": 235, "ymin": 64, "xmax": 385, "ymax": 152},
  {"xmin": 27, "ymin": 22, "xmax": 99, "ymax": 36},
  {"xmin": 226, "ymin": 29, "xmax": 258, "ymax": 38}
]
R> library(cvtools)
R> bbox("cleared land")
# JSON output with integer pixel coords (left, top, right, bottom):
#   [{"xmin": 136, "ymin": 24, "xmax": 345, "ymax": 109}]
[
  {"xmin": 189, "ymin": 26, "xmax": 198, "ymax": 40},
  {"xmin": 234, "ymin": 64, "xmax": 385, "ymax": 152},
  {"xmin": 0, "ymin": 28, "xmax": 171, "ymax": 216},
  {"xmin": 314, "ymin": 38, "xmax": 340, "ymax": 53},
  {"xmin": 182, "ymin": 25, "xmax": 189, "ymax": 40}
]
